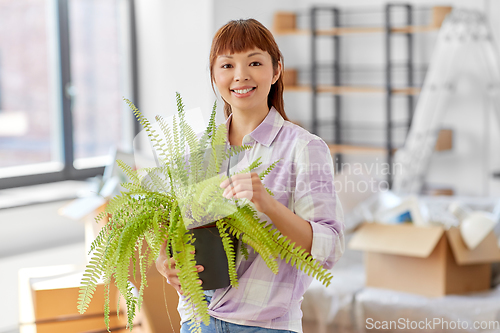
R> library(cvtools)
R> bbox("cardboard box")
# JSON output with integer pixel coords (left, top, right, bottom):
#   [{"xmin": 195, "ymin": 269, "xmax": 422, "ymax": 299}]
[
  {"xmin": 273, "ymin": 12, "xmax": 296, "ymax": 32},
  {"xmin": 430, "ymin": 6, "xmax": 453, "ymax": 28},
  {"xmin": 19, "ymin": 265, "xmax": 148, "ymax": 333},
  {"xmin": 435, "ymin": 128, "xmax": 453, "ymax": 151},
  {"xmin": 349, "ymin": 223, "xmax": 500, "ymax": 297},
  {"xmin": 134, "ymin": 268, "xmax": 181, "ymax": 333},
  {"xmin": 283, "ymin": 68, "xmax": 298, "ymax": 87}
]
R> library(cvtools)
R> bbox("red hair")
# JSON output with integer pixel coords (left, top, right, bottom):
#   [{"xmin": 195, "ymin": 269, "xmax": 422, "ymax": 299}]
[{"xmin": 209, "ymin": 19, "xmax": 288, "ymax": 121}]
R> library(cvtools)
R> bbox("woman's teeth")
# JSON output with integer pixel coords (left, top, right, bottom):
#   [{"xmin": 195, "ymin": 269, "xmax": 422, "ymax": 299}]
[{"xmin": 234, "ymin": 88, "xmax": 253, "ymax": 94}]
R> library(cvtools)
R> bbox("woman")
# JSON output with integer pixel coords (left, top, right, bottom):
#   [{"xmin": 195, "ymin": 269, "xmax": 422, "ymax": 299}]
[{"xmin": 157, "ymin": 18, "xmax": 345, "ymax": 333}]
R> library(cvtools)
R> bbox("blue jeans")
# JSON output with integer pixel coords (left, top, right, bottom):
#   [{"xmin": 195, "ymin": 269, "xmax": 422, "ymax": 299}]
[
  {"xmin": 180, "ymin": 297, "xmax": 294, "ymax": 333},
  {"xmin": 181, "ymin": 317, "xmax": 294, "ymax": 333}
]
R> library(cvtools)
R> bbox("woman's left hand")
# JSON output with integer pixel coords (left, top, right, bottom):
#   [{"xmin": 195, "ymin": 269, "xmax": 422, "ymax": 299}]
[{"xmin": 220, "ymin": 172, "xmax": 275, "ymax": 215}]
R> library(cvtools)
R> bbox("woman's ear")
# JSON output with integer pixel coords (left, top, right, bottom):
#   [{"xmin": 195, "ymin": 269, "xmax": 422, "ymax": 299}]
[{"xmin": 272, "ymin": 61, "xmax": 282, "ymax": 84}]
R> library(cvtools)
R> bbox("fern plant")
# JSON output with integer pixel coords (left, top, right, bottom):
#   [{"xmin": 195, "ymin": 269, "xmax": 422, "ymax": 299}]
[{"xmin": 77, "ymin": 93, "xmax": 333, "ymax": 333}]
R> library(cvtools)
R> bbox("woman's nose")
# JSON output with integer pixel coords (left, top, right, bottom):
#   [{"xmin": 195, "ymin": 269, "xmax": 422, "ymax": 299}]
[{"xmin": 234, "ymin": 66, "xmax": 249, "ymax": 81}]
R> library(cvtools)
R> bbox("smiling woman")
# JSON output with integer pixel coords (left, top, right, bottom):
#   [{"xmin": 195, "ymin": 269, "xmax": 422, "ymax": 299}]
[
  {"xmin": 156, "ymin": 18, "xmax": 345, "ymax": 333},
  {"xmin": 208, "ymin": 19, "xmax": 288, "ymax": 121},
  {"xmin": 213, "ymin": 48, "xmax": 280, "ymax": 119}
]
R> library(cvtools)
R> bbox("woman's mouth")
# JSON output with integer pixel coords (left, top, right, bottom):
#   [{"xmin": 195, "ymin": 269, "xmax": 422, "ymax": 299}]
[{"xmin": 231, "ymin": 87, "xmax": 256, "ymax": 96}]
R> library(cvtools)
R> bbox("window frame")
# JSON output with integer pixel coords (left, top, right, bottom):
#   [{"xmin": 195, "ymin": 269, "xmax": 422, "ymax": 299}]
[{"xmin": 0, "ymin": 0, "xmax": 140, "ymax": 190}]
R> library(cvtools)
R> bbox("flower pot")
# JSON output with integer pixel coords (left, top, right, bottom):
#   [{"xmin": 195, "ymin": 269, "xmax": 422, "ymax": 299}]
[{"xmin": 189, "ymin": 224, "xmax": 236, "ymax": 290}]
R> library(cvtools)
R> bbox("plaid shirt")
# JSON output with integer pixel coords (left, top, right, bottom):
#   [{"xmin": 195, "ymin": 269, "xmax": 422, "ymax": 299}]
[{"xmin": 178, "ymin": 107, "xmax": 345, "ymax": 332}]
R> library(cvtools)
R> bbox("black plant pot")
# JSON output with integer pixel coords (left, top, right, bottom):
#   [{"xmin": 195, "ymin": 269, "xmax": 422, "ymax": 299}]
[{"xmin": 188, "ymin": 224, "xmax": 235, "ymax": 290}]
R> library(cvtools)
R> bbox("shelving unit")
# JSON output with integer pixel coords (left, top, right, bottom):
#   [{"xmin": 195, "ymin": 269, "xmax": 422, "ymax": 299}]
[
  {"xmin": 283, "ymin": 85, "xmax": 421, "ymax": 95},
  {"xmin": 274, "ymin": 5, "xmax": 452, "ymax": 186},
  {"xmin": 274, "ymin": 6, "xmax": 451, "ymax": 36}
]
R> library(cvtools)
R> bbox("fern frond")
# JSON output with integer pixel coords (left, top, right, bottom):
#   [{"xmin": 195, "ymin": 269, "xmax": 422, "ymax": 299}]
[
  {"xmin": 145, "ymin": 167, "xmax": 171, "ymax": 193},
  {"xmin": 216, "ymin": 220, "xmax": 238, "ymax": 287},
  {"xmin": 176, "ymin": 92, "xmax": 187, "ymax": 153},
  {"xmin": 170, "ymin": 208, "xmax": 210, "ymax": 326},
  {"xmin": 137, "ymin": 237, "xmax": 148, "ymax": 312},
  {"xmin": 223, "ymin": 207, "xmax": 279, "ymax": 273},
  {"xmin": 124, "ymin": 98, "xmax": 166, "ymax": 164},
  {"xmin": 117, "ymin": 160, "xmax": 140, "ymax": 185},
  {"xmin": 124, "ymin": 281, "xmax": 138, "ymax": 330},
  {"xmin": 205, "ymin": 123, "xmax": 228, "ymax": 178},
  {"xmin": 203, "ymin": 100, "xmax": 217, "ymax": 147},
  {"xmin": 219, "ymin": 144, "xmax": 251, "ymax": 164},
  {"xmin": 77, "ymin": 245, "xmax": 105, "ymax": 314},
  {"xmin": 231, "ymin": 156, "xmax": 262, "ymax": 176},
  {"xmin": 272, "ymin": 231, "xmax": 333, "ymax": 287},
  {"xmin": 259, "ymin": 159, "xmax": 281, "ymax": 180},
  {"xmin": 103, "ymin": 281, "xmax": 110, "ymax": 330},
  {"xmin": 155, "ymin": 115, "xmax": 175, "ymax": 162},
  {"xmin": 240, "ymin": 242, "xmax": 249, "ymax": 260},
  {"xmin": 170, "ymin": 115, "xmax": 190, "ymax": 188}
]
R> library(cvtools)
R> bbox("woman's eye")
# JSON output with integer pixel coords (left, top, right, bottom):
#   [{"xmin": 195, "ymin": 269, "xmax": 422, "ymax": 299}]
[
  {"xmin": 250, "ymin": 62, "xmax": 261, "ymax": 66},
  {"xmin": 221, "ymin": 64, "xmax": 233, "ymax": 69}
]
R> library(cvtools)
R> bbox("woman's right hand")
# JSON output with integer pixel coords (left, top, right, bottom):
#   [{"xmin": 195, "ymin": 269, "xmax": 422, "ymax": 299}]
[{"xmin": 155, "ymin": 239, "xmax": 204, "ymax": 294}]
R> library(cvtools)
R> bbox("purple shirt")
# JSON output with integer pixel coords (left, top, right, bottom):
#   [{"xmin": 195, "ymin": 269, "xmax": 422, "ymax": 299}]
[{"xmin": 178, "ymin": 107, "xmax": 345, "ymax": 332}]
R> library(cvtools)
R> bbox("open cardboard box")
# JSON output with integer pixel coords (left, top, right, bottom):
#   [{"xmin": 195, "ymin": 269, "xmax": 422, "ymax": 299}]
[
  {"xmin": 19, "ymin": 265, "xmax": 148, "ymax": 333},
  {"xmin": 349, "ymin": 223, "xmax": 500, "ymax": 297}
]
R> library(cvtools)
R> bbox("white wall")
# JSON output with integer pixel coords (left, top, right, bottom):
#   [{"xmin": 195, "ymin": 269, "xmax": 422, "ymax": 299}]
[
  {"xmin": 209, "ymin": 0, "xmax": 500, "ymax": 197},
  {"xmin": 135, "ymin": 0, "xmax": 216, "ymax": 127}
]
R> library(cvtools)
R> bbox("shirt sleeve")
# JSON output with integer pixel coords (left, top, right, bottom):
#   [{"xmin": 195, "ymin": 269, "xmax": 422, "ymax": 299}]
[{"xmin": 293, "ymin": 138, "xmax": 345, "ymax": 270}]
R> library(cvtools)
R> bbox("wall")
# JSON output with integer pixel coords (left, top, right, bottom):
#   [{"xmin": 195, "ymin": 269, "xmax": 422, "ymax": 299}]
[
  {"xmin": 0, "ymin": 201, "xmax": 84, "ymax": 258},
  {"xmin": 211, "ymin": 0, "xmax": 500, "ymax": 197},
  {"xmin": 135, "ymin": 0, "xmax": 216, "ymax": 131}
]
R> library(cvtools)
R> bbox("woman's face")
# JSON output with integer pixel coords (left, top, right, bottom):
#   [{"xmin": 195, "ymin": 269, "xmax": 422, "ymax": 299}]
[{"xmin": 213, "ymin": 47, "xmax": 280, "ymax": 116}]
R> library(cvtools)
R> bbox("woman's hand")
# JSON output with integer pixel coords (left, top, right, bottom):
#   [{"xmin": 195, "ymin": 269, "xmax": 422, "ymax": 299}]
[
  {"xmin": 221, "ymin": 172, "xmax": 313, "ymax": 252},
  {"xmin": 220, "ymin": 172, "xmax": 276, "ymax": 215},
  {"xmin": 155, "ymin": 239, "xmax": 204, "ymax": 294}
]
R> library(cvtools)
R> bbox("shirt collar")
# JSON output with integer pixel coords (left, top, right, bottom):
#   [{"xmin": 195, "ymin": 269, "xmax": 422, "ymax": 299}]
[{"xmin": 224, "ymin": 107, "xmax": 284, "ymax": 147}]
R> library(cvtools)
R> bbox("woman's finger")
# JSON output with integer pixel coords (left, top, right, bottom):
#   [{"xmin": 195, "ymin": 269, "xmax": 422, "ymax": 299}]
[
  {"xmin": 223, "ymin": 183, "xmax": 253, "ymax": 198},
  {"xmin": 220, "ymin": 173, "xmax": 252, "ymax": 188}
]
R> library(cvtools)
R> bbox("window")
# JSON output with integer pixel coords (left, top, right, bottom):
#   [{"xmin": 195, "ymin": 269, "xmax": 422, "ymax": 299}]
[
  {"xmin": 0, "ymin": 0, "xmax": 138, "ymax": 189},
  {"xmin": 0, "ymin": 0, "xmax": 59, "ymax": 171}
]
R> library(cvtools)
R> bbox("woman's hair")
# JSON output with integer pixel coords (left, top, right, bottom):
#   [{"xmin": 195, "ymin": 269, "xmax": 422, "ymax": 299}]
[{"xmin": 209, "ymin": 18, "xmax": 288, "ymax": 120}]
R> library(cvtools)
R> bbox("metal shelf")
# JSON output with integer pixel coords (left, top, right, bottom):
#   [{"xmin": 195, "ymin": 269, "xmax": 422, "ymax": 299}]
[
  {"xmin": 328, "ymin": 144, "xmax": 395, "ymax": 155},
  {"xmin": 274, "ymin": 5, "xmax": 452, "ymax": 187},
  {"xmin": 284, "ymin": 85, "xmax": 421, "ymax": 95},
  {"xmin": 275, "ymin": 24, "xmax": 440, "ymax": 36}
]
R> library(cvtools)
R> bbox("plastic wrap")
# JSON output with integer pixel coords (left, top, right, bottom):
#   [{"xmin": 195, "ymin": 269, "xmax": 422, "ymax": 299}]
[
  {"xmin": 354, "ymin": 287, "xmax": 500, "ymax": 333},
  {"xmin": 302, "ymin": 248, "xmax": 364, "ymax": 333}
]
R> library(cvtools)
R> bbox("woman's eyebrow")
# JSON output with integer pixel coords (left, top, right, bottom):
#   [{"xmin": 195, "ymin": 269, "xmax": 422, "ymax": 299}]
[{"xmin": 248, "ymin": 52, "xmax": 263, "ymax": 57}]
